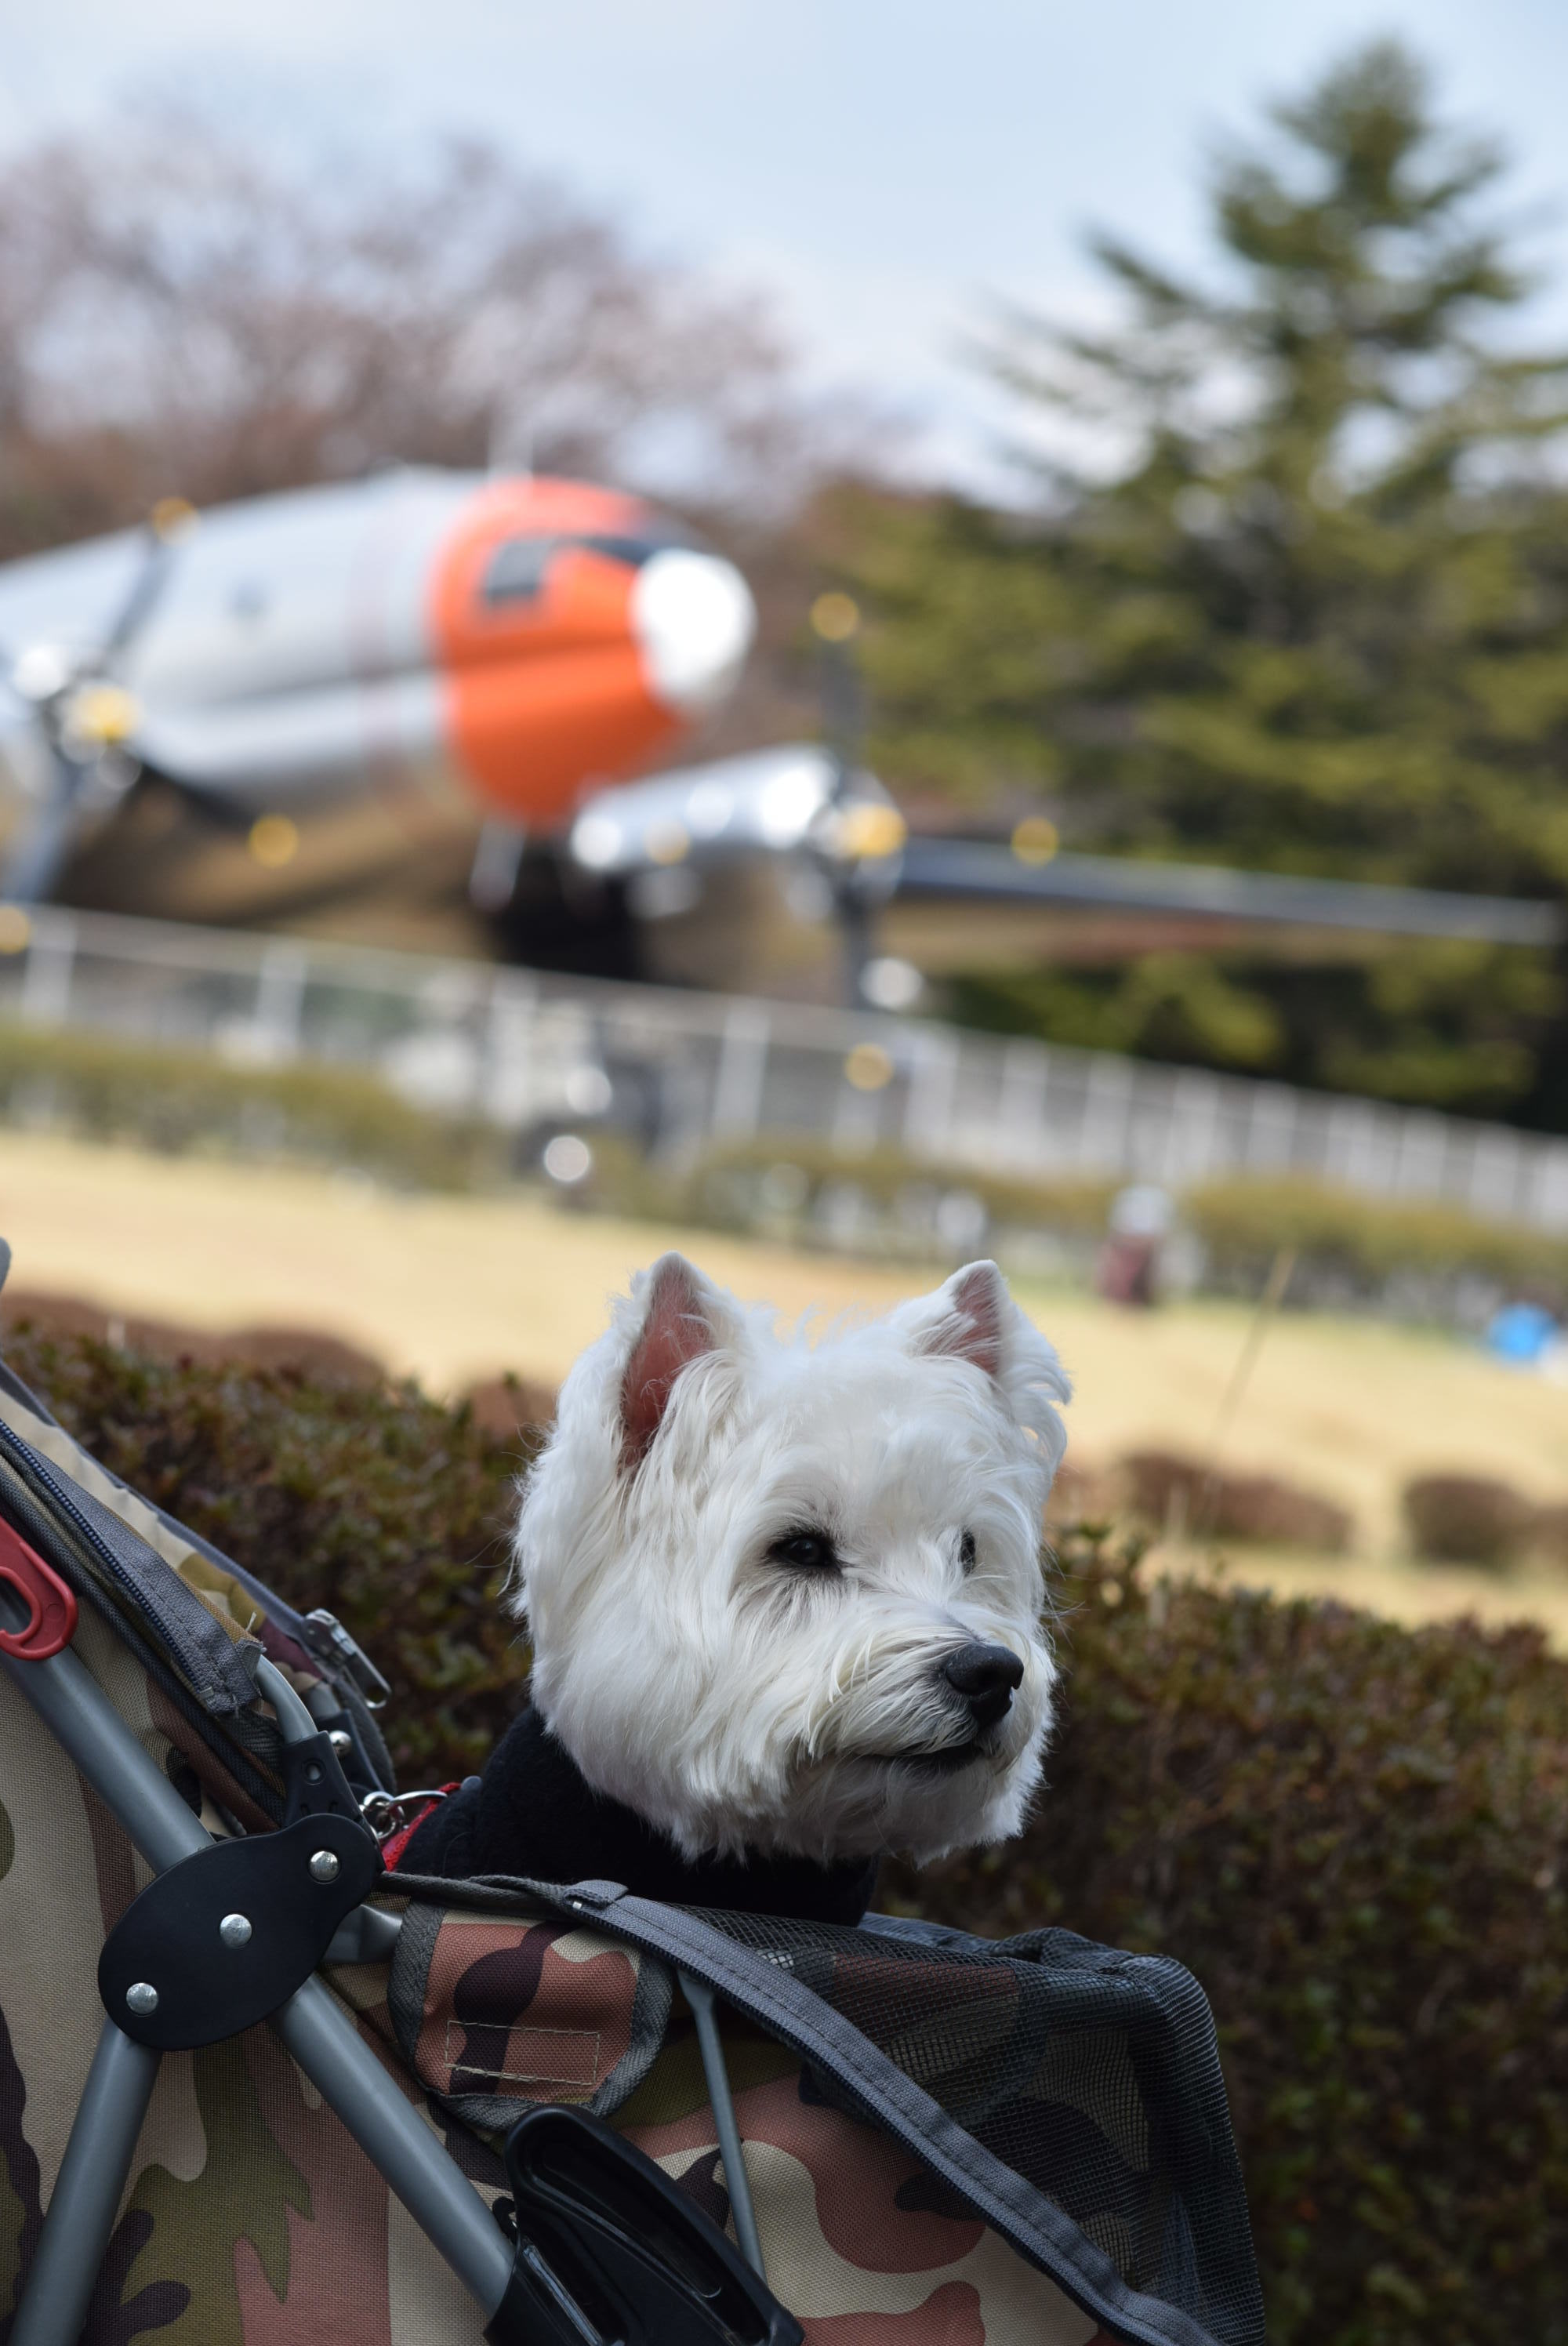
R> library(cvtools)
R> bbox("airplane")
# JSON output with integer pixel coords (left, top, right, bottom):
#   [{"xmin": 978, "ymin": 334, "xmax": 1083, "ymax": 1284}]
[
  {"xmin": 0, "ymin": 468, "xmax": 1556, "ymax": 1006},
  {"xmin": 0, "ymin": 467, "xmax": 902, "ymax": 946}
]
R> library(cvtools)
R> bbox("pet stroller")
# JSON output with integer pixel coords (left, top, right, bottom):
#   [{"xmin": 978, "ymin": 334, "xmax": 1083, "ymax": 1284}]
[{"xmin": 0, "ymin": 1295, "xmax": 1265, "ymax": 2346}]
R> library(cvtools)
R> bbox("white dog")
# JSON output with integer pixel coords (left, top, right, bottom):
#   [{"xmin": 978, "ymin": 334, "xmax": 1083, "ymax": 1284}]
[{"xmin": 508, "ymin": 1252, "xmax": 1069, "ymax": 1876}]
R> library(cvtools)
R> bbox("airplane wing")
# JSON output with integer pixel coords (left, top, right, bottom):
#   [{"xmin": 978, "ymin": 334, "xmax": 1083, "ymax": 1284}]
[
  {"xmin": 566, "ymin": 746, "xmax": 1563, "ymax": 968},
  {"xmin": 895, "ymin": 836, "xmax": 1564, "ymax": 948}
]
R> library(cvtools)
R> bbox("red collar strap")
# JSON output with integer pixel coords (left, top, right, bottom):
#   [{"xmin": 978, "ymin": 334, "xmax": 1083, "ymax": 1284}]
[{"xmin": 380, "ymin": 1784, "xmax": 460, "ymax": 1872}]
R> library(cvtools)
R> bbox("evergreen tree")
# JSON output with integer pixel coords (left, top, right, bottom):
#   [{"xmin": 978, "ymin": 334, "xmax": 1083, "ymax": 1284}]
[{"xmin": 844, "ymin": 42, "xmax": 1568, "ymax": 1124}]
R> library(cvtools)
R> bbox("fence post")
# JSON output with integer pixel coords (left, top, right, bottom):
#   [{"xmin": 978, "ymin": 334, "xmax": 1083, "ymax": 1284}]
[
  {"xmin": 1527, "ymin": 1139, "xmax": 1568, "ymax": 1234},
  {"xmin": 710, "ymin": 1002, "xmax": 771, "ymax": 1140},
  {"xmin": 20, "ymin": 913, "xmax": 76, "ymax": 1027},
  {"xmin": 904, "ymin": 1032, "xmax": 958, "ymax": 1160},
  {"xmin": 997, "ymin": 1039, "xmax": 1049, "ymax": 1171},
  {"xmin": 481, "ymin": 970, "xmax": 541, "ymax": 1128},
  {"xmin": 1080, "ymin": 1053, "xmax": 1134, "ymax": 1175},
  {"xmin": 252, "ymin": 941, "xmax": 308, "ymax": 1062}
]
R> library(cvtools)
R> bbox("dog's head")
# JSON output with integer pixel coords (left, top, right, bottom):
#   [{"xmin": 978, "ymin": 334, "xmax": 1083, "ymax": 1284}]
[{"xmin": 511, "ymin": 1253, "xmax": 1069, "ymax": 1865}]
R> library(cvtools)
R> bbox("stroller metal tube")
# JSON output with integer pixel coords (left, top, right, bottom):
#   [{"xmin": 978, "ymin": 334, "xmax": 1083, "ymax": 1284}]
[
  {"xmin": 1, "ymin": 1636, "xmax": 513, "ymax": 2325},
  {"xmin": 0, "ymin": 1636, "xmax": 209, "ymax": 1870},
  {"xmin": 679, "ymin": 1970, "xmax": 767, "ymax": 2282},
  {"xmin": 254, "ymin": 1653, "xmax": 317, "ymax": 1743},
  {"xmin": 274, "ymin": 1977, "xmax": 513, "ymax": 2314},
  {"xmin": 7, "ymin": 2019, "xmax": 161, "ymax": 2346}
]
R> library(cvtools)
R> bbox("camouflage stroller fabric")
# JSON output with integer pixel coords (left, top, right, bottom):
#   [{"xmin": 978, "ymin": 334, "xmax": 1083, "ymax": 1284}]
[{"xmin": 0, "ymin": 1313, "xmax": 1264, "ymax": 2346}]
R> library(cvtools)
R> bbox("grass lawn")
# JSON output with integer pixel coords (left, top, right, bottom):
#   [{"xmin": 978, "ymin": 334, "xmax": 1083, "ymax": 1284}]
[{"xmin": 2, "ymin": 1127, "xmax": 1563, "ymax": 1642}]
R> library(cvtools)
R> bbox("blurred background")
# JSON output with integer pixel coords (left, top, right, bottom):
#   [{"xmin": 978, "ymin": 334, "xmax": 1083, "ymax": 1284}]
[{"xmin": 0, "ymin": 3, "xmax": 1566, "ymax": 1612}]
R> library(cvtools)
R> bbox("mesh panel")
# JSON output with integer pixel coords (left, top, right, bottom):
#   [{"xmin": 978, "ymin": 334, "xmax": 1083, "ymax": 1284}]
[{"xmin": 694, "ymin": 1908, "xmax": 1263, "ymax": 2346}]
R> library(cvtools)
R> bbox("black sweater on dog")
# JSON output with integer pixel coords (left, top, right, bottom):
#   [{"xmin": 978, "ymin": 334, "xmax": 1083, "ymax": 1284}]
[{"xmin": 397, "ymin": 1703, "xmax": 878, "ymax": 1927}]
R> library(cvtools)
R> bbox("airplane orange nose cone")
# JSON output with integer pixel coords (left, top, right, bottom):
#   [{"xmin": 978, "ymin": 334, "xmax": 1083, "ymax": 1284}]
[
  {"xmin": 431, "ymin": 483, "xmax": 756, "ymax": 830},
  {"xmin": 630, "ymin": 550, "xmax": 756, "ymax": 717}
]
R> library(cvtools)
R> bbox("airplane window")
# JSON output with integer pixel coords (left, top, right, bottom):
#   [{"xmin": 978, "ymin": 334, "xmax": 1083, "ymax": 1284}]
[
  {"xmin": 574, "ymin": 530, "xmax": 696, "ymax": 567},
  {"xmin": 483, "ymin": 538, "xmax": 557, "ymax": 605},
  {"xmin": 481, "ymin": 525, "xmax": 702, "ymax": 607}
]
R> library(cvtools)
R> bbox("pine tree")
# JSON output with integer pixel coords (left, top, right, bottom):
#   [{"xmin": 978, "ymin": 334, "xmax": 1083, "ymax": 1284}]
[{"xmin": 844, "ymin": 42, "xmax": 1568, "ymax": 1123}]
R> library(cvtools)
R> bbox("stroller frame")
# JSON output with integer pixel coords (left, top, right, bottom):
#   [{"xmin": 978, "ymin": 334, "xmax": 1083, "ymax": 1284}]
[{"xmin": 1, "ymin": 1626, "xmax": 761, "ymax": 2346}]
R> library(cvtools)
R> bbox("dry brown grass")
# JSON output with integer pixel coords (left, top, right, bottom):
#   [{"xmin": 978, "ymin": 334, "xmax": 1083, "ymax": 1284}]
[{"xmin": 2, "ymin": 1128, "xmax": 1565, "ymax": 1644}]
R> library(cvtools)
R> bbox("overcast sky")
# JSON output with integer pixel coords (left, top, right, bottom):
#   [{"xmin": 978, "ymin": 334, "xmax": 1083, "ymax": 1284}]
[{"xmin": 6, "ymin": 1, "xmax": 1568, "ymax": 487}]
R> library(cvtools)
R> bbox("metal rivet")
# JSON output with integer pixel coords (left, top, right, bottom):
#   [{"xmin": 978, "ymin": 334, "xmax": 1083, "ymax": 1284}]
[
  {"xmin": 328, "ymin": 1730, "xmax": 353, "ymax": 1758},
  {"xmin": 125, "ymin": 1981, "xmax": 158, "ymax": 2015},
  {"xmin": 308, "ymin": 1849, "xmax": 339, "ymax": 1884},
  {"xmin": 219, "ymin": 1912, "xmax": 252, "ymax": 1948}
]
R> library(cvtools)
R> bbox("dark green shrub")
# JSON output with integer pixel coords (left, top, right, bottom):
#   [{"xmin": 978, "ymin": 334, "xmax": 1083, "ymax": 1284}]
[
  {"xmin": 0, "ymin": 1019, "xmax": 506, "ymax": 1191},
  {"xmin": 583, "ymin": 1131, "xmax": 1116, "ymax": 1263},
  {"xmin": 885, "ymin": 1524, "xmax": 1568, "ymax": 2346},
  {"xmin": 1188, "ymin": 1174, "xmax": 1568, "ymax": 1316},
  {"xmin": 6, "ymin": 1325, "xmax": 1564, "ymax": 2344},
  {"xmin": 1402, "ymin": 1473, "xmax": 1536, "ymax": 1569}
]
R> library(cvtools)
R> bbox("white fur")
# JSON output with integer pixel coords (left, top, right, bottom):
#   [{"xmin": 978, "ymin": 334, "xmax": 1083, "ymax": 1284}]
[{"xmin": 510, "ymin": 1257, "xmax": 1070, "ymax": 1865}]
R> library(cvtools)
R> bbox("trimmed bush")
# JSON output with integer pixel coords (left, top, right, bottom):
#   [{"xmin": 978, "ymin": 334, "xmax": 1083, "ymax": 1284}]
[
  {"xmin": 594, "ymin": 1142, "xmax": 1568, "ymax": 1327},
  {"xmin": 1532, "ymin": 1502, "xmax": 1568, "ymax": 1567},
  {"xmin": 583, "ymin": 1131, "xmax": 1116, "ymax": 1266},
  {"xmin": 5, "ymin": 1323, "xmax": 1564, "ymax": 2344},
  {"xmin": 1188, "ymin": 1173, "xmax": 1568, "ymax": 1317},
  {"xmin": 1121, "ymin": 1447, "xmax": 1356, "ymax": 1552},
  {"xmin": 1402, "ymin": 1473, "xmax": 1537, "ymax": 1569},
  {"xmin": 0, "ymin": 1018, "xmax": 506, "ymax": 1191},
  {"xmin": 3, "ymin": 1287, "xmax": 387, "ymax": 1385}
]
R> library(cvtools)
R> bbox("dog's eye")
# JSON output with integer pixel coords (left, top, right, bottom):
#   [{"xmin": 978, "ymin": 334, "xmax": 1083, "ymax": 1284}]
[
  {"xmin": 959, "ymin": 1529, "xmax": 977, "ymax": 1573},
  {"xmin": 768, "ymin": 1527, "xmax": 840, "ymax": 1574}
]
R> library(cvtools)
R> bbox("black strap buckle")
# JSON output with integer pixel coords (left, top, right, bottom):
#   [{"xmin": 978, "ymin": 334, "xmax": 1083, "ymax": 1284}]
[{"xmin": 485, "ymin": 2105, "xmax": 800, "ymax": 2346}]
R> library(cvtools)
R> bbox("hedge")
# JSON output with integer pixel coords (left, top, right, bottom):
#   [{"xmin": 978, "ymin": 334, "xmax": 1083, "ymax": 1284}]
[
  {"xmin": 1186, "ymin": 1173, "xmax": 1568, "ymax": 1316},
  {"xmin": 5, "ymin": 1319, "xmax": 1563, "ymax": 2346},
  {"xmin": 587, "ymin": 1135, "xmax": 1568, "ymax": 1320},
  {"xmin": 886, "ymin": 1521, "xmax": 1568, "ymax": 2346},
  {"xmin": 0, "ymin": 1018, "xmax": 505, "ymax": 1191}
]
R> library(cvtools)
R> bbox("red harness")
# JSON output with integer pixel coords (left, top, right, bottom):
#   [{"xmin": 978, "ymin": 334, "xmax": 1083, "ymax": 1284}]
[{"xmin": 379, "ymin": 1785, "xmax": 459, "ymax": 1872}]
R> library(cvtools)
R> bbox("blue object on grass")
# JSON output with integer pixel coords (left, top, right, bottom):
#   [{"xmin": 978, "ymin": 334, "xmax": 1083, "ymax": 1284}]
[{"xmin": 1486, "ymin": 1302, "xmax": 1559, "ymax": 1365}]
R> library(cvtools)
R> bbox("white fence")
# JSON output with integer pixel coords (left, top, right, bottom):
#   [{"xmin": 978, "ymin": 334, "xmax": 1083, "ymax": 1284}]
[{"xmin": 5, "ymin": 906, "xmax": 1568, "ymax": 1232}]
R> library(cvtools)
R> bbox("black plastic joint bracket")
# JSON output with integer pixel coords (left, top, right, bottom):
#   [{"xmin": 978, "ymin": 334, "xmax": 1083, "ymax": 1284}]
[{"xmin": 99, "ymin": 1813, "xmax": 382, "ymax": 2050}]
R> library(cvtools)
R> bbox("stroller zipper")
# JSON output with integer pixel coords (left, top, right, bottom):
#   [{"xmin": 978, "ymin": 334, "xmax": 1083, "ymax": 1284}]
[
  {"xmin": 0, "ymin": 1422, "xmax": 242, "ymax": 1702},
  {"xmin": 0, "ymin": 1433, "xmax": 289, "ymax": 1821}
]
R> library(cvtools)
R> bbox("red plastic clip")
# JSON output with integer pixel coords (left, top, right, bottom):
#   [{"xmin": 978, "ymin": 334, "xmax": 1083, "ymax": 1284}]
[{"xmin": 0, "ymin": 1516, "xmax": 78, "ymax": 1660}]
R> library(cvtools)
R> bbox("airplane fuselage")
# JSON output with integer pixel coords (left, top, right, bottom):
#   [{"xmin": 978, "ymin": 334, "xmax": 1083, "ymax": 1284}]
[{"xmin": 0, "ymin": 468, "xmax": 754, "ymax": 829}]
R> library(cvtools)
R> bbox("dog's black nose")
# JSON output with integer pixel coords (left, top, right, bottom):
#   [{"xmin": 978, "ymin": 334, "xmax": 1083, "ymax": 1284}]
[{"xmin": 942, "ymin": 1641, "xmax": 1024, "ymax": 1731}]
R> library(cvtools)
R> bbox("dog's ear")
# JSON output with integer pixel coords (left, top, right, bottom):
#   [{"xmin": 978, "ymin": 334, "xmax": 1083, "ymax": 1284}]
[
  {"xmin": 908, "ymin": 1259, "xmax": 1007, "ymax": 1379},
  {"xmin": 895, "ymin": 1260, "xmax": 1070, "ymax": 1467},
  {"xmin": 619, "ymin": 1254, "xmax": 723, "ymax": 1471}
]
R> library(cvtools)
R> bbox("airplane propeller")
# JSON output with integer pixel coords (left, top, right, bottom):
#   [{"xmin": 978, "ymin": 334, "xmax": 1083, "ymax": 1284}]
[
  {"xmin": 808, "ymin": 590, "xmax": 907, "ymax": 1005},
  {"xmin": 0, "ymin": 499, "xmax": 195, "ymax": 905}
]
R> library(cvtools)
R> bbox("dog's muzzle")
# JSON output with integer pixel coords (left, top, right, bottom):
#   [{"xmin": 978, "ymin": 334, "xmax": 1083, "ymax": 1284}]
[{"xmin": 840, "ymin": 1640, "xmax": 1029, "ymax": 1773}]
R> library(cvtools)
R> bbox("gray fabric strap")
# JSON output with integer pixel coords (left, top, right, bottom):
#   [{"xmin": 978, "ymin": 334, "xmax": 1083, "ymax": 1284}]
[{"xmin": 393, "ymin": 1871, "xmax": 1227, "ymax": 2346}]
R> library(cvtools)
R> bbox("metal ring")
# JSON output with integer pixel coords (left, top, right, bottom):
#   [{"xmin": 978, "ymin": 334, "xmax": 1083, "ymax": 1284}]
[{"xmin": 358, "ymin": 1789, "xmax": 450, "ymax": 1842}]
